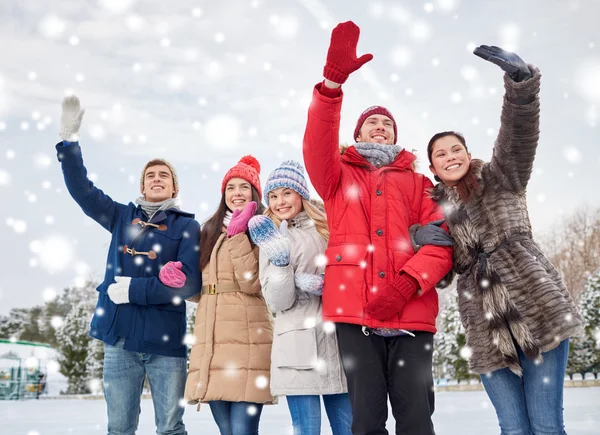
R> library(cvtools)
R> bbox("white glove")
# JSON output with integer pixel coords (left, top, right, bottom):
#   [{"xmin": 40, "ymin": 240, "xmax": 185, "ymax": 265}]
[
  {"xmin": 107, "ymin": 277, "xmax": 131, "ymax": 304},
  {"xmin": 60, "ymin": 95, "xmax": 85, "ymax": 141}
]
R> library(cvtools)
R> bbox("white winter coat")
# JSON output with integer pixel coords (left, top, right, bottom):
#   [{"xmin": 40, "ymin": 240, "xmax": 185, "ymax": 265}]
[{"xmin": 258, "ymin": 212, "xmax": 347, "ymax": 396}]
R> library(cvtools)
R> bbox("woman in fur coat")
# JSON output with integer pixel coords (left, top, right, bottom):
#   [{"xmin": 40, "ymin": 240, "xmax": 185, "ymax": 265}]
[
  {"xmin": 419, "ymin": 45, "xmax": 582, "ymax": 434},
  {"xmin": 247, "ymin": 160, "xmax": 351, "ymax": 435}
]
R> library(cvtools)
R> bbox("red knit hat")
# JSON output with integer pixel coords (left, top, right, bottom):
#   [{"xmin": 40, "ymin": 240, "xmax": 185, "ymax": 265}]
[
  {"xmin": 221, "ymin": 155, "xmax": 262, "ymax": 198},
  {"xmin": 353, "ymin": 106, "xmax": 398, "ymax": 144}
]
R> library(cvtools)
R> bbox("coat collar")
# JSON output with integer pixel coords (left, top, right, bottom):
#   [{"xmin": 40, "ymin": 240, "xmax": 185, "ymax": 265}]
[
  {"xmin": 288, "ymin": 211, "xmax": 312, "ymax": 229},
  {"xmin": 341, "ymin": 146, "xmax": 417, "ymax": 171},
  {"xmin": 134, "ymin": 205, "xmax": 195, "ymax": 222}
]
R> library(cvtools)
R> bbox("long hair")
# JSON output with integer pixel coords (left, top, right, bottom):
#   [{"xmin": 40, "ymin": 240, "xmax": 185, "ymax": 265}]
[
  {"xmin": 265, "ymin": 198, "xmax": 329, "ymax": 241},
  {"xmin": 199, "ymin": 186, "xmax": 265, "ymax": 272},
  {"xmin": 427, "ymin": 131, "xmax": 480, "ymax": 203}
]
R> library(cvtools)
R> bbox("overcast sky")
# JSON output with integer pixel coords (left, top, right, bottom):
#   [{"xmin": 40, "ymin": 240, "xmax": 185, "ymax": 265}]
[{"xmin": 1, "ymin": 0, "xmax": 599, "ymax": 314}]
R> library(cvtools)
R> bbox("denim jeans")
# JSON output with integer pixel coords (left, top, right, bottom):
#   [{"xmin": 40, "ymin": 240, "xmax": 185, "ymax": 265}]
[
  {"xmin": 286, "ymin": 393, "xmax": 353, "ymax": 435},
  {"xmin": 209, "ymin": 400, "xmax": 264, "ymax": 435},
  {"xmin": 103, "ymin": 339, "xmax": 187, "ymax": 435},
  {"xmin": 480, "ymin": 339, "xmax": 570, "ymax": 435}
]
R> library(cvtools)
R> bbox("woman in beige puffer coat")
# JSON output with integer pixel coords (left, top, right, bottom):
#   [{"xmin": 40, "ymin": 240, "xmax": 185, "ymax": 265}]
[
  {"xmin": 248, "ymin": 161, "xmax": 351, "ymax": 435},
  {"xmin": 185, "ymin": 156, "xmax": 275, "ymax": 435}
]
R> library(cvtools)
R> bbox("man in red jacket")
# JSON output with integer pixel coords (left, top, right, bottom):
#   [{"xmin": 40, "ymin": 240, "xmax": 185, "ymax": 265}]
[{"xmin": 302, "ymin": 21, "xmax": 453, "ymax": 435}]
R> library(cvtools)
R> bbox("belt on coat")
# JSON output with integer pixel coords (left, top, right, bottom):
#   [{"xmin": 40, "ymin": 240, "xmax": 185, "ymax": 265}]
[
  {"xmin": 201, "ymin": 283, "xmax": 241, "ymax": 295},
  {"xmin": 467, "ymin": 233, "xmax": 531, "ymax": 283}
]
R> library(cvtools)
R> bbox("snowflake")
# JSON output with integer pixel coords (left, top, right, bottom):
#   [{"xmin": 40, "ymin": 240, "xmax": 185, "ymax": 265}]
[
  {"xmin": 339, "ymin": 284, "xmax": 345, "ymax": 291},
  {"xmin": 96, "ymin": 308, "xmax": 105, "ymax": 317},
  {"xmin": 69, "ymin": 35, "xmax": 79, "ymax": 45},
  {"xmin": 563, "ymin": 146, "xmax": 582, "ymax": 164},
  {"xmin": 88, "ymin": 378, "xmax": 103, "ymax": 394},
  {"xmin": 397, "ymin": 359, "xmax": 405, "ymax": 367},
  {"xmin": 424, "ymin": 3, "xmax": 434, "ymax": 13},
  {"xmin": 192, "ymin": 8, "xmax": 203, "ymax": 17},
  {"xmin": 99, "ymin": 0, "xmax": 136, "ymax": 14},
  {"xmin": 437, "ymin": 0, "xmax": 459, "ymax": 10},
  {"xmin": 500, "ymin": 22, "xmax": 520, "ymax": 52},
  {"xmin": 314, "ymin": 254, "xmax": 327, "ymax": 267},
  {"xmin": 460, "ymin": 66, "xmax": 479, "ymax": 81},
  {"xmin": 480, "ymin": 279, "xmax": 490, "ymax": 289},
  {"xmin": 574, "ymin": 60, "xmax": 600, "ymax": 103},
  {"xmin": 459, "ymin": 346, "xmax": 473, "ymax": 360},
  {"xmin": 173, "ymin": 296, "xmax": 182, "ymax": 305},
  {"xmin": 51, "ymin": 316, "xmax": 64, "ymax": 329},
  {"xmin": 183, "ymin": 333, "xmax": 196, "ymax": 346},
  {"xmin": 247, "ymin": 404, "xmax": 259, "ymax": 416},
  {"xmin": 303, "ymin": 317, "xmax": 316, "ymax": 328},
  {"xmin": 39, "ymin": 15, "xmax": 65, "ymax": 39},
  {"xmin": 43, "ymin": 287, "xmax": 57, "ymax": 301},
  {"xmin": 126, "ymin": 15, "xmax": 144, "ymax": 32},
  {"xmin": 390, "ymin": 46, "xmax": 412, "ymax": 68},
  {"xmin": 410, "ymin": 21, "xmax": 430, "ymax": 41},
  {"xmin": 255, "ymin": 375, "xmax": 269, "ymax": 389},
  {"xmin": 162, "ymin": 334, "xmax": 169, "ymax": 342},
  {"xmin": 323, "ymin": 322, "xmax": 336, "ymax": 334},
  {"xmin": 134, "ymin": 256, "xmax": 144, "ymax": 266},
  {"xmin": 178, "ymin": 398, "xmax": 187, "ymax": 408}
]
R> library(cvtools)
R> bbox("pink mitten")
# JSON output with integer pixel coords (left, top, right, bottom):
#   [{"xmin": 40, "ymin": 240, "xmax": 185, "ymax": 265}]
[
  {"xmin": 227, "ymin": 201, "xmax": 258, "ymax": 238},
  {"xmin": 159, "ymin": 261, "xmax": 186, "ymax": 288}
]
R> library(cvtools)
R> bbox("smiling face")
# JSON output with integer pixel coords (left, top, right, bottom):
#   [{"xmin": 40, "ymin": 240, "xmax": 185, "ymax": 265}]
[
  {"xmin": 267, "ymin": 187, "xmax": 303, "ymax": 220},
  {"xmin": 225, "ymin": 177, "xmax": 253, "ymax": 212},
  {"xmin": 142, "ymin": 164, "xmax": 176, "ymax": 202},
  {"xmin": 429, "ymin": 135, "xmax": 472, "ymax": 186},
  {"xmin": 356, "ymin": 114, "xmax": 395, "ymax": 145}
]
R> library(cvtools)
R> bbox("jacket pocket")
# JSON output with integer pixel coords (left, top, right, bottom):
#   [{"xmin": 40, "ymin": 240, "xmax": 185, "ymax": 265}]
[
  {"xmin": 92, "ymin": 286, "xmax": 117, "ymax": 335},
  {"xmin": 323, "ymin": 244, "xmax": 369, "ymax": 313},
  {"xmin": 272, "ymin": 326, "xmax": 317, "ymax": 369},
  {"xmin": 142, "ymin": 306, "xmax": 185, "ymax": 349}
]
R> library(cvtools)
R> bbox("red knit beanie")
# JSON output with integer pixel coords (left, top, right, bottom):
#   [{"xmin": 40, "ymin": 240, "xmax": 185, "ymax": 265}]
[
  {"xmin": 221, "ymin": 155, "xmax": 262, "ymax": 198},
  {"xmin": 353, "ymin": 106, "xmax": 398, "ymax": 144}
]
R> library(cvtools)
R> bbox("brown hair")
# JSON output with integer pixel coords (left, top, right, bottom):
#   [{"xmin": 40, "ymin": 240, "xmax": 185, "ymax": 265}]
[
  {"xmin": 265, "ymin": 198, "xmax": 330, "ymax": 241},
  {"xmin": 427, "ymin": 131, "xmax": 480, "ymax": 202},
  {"xmin": 199, "ymin": 186, "xmax": 265, "ymax": 272}
]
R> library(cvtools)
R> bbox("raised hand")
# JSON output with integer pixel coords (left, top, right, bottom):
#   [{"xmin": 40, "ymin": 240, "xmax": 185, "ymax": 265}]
[
  {"xmin": 248, "ymin": 216, "xmax": 291, "ymax": 267},
  {"xmin": 414, "ymin": 220, "xmax": 454, "ymax": 247},
  {"xmin": 60, "ymin": 95, "xmax": 86, "ymax": 141},
  {"xmin": 323, "ymin": 21, "xmax": 373, "ymax": 85},
  {"xmin": 227, "ymin": 201, "xmax": 258, "ymax": 238},
  {"xmin": 473, "ymin": 45, "xmax": 531, "ymax": 82}
]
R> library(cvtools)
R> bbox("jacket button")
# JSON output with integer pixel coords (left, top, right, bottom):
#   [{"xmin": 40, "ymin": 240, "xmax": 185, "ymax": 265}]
[
  {"xmin": 336, "ymin": 255, "xmax": 342, "ymax": 262},
  {"xmin": 376, "ymin": 190, "xmax": 382, "ymax": 196},
  {"xmin": 379, "ymin": 271, "xmax": 385, "ymax": 278},
  {"xmin": 376, "ymin": 229, "xmax": 383, "ymax": 236}
]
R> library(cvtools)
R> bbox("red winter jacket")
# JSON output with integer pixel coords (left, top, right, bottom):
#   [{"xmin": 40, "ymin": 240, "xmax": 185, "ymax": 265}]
[{"xmin": 302, "ymin": 83, "xmax": 453, "ymax": 333}]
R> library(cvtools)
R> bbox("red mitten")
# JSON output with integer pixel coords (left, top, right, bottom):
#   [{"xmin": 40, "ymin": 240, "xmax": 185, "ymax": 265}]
[
  {"xmin": 365, "ymin": 274, "xmax": 419, "ymax": 321},
  {"xmin": 227, "ymin": 201, "xmax": 258, "ymax": 238},
  {"xmin": 159, "ymin": 261, "xmax": 186, "ymax": 288},
  {"xmin": 323, "ymin": 21, "xmax": 373, "ymax": 84}
]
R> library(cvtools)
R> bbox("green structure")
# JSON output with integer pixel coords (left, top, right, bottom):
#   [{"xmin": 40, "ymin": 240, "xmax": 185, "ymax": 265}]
[{"xmin": 0, "ymin": 339, "xmax": 49, "ymax": 400}]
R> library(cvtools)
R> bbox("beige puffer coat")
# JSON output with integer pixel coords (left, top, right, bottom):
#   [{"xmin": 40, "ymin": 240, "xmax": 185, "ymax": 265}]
[{"xmin": 185, "ymin": 231, "xmax": 275, "ymax": 405}]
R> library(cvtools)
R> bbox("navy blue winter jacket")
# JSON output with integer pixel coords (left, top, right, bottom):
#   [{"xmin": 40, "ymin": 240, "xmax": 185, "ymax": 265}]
[{"xmin": 56, "ymin": 142, "xmax": 201, "ymax": 357}]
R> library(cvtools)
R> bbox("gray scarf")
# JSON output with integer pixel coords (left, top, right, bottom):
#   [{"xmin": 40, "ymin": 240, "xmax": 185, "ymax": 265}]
[
  {"xmin": 354, "ymin": 142, "xmax": 403, "ymax": 168},
  {"xmin": 135, "ymin": 197, "xmax": 181, "ymax": 220}
]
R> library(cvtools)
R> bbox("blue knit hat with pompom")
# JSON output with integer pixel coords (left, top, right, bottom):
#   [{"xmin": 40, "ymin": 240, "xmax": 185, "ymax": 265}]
[{"xmin": 263, "ymin": 160, "xmax": 310, "ymax": 203}]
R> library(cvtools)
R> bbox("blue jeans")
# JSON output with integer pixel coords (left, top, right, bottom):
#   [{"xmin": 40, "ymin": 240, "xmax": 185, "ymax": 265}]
[
  {"xmin": 103, "ymin": 339, "xmax": 187, "ymax": 435},
  {"xmin": 209, "ymin": 400, "xmax": 264, "ymax": 435},
  {"xmin": 286, "ymin": 393, "xmax": 353, "ymax": 435},
  {"xmin": 480, "ymin": 339, "xmax": 570, "ymax": 435}
]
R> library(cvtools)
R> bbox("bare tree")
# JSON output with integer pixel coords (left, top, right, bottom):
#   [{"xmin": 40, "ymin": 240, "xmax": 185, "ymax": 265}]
[{"xmin": 540, "ymin": 206, "xmax": 600, "ymax": 300}]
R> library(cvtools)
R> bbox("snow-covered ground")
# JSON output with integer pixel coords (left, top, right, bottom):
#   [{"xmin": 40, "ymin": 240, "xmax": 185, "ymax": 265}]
[{"xmin": 2, "ymin": 387, "xmax": 599, "ymax": 434}]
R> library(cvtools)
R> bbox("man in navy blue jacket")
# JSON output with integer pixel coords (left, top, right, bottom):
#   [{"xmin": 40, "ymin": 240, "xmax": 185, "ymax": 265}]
[{"xmin": 56, "ymin": 95, "xmax": 201, "ymax": 435}]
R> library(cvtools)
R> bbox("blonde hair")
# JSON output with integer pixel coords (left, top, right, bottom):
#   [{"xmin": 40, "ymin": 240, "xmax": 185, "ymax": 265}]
[{"xmin": 265, "ymin": 198, "xmax": 329, "ymax": 241}]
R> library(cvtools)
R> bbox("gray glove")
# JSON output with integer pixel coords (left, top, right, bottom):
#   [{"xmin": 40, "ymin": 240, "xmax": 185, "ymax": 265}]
[
  {"xmin": 294, "ymin": 273, "xmax": 324, "ymax": 296},
  {"xmin": 60, "ymin": 95, "xmax": 85, "ymax": 141},
  {"xmin": 414, "ymin": 220, "xmax": 453, "ymax": 247},
  {"xmin": 473, "ymin": 45, "xmax": 531, "ymax": 82}
]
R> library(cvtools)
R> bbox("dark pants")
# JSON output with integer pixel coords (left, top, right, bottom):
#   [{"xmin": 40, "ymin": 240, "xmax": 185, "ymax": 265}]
[{"xmin": 336, "ymin": 323, "xmax": 435, "ymax": 435}]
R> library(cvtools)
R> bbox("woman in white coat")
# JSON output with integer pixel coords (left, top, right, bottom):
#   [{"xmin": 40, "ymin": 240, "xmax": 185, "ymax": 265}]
[{"xmin": 248, "ymin": 160, "xmax": 351, "ymax": 435}]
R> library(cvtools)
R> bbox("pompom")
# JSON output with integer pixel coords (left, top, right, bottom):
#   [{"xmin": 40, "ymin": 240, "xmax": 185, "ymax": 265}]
[{"xmin": 239, "ymin": 155, "xmax": 261, "ymax": 173}]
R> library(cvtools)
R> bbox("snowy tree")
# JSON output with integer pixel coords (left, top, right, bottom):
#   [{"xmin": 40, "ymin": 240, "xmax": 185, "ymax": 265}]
[
  {"xmin": 434, "ymin": 293, "xmax": 474, "ymax": 381},
  {"xmin": 55, "ymin": 302, "xmax": 93, "ymax": 394},
  {"xmin": 0, "ymin": 308, "xmax": 29, "ymax": 339},
  {"xmin": 568, "ymin": 269, "xmax": 600, "ymax": 376}
]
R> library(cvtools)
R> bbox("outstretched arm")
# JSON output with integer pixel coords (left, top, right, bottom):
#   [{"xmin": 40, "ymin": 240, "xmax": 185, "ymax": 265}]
[
  {"xmin": 56, "ymin": 95, "xmax": 125, "ymax": 232},
  {"xmin": 474, "ymin": 45, "xmax": 541, "ymax": 192},
  {"xmin": 303, "ymin": 21, "xmax": 373, "ymax": 201}
]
